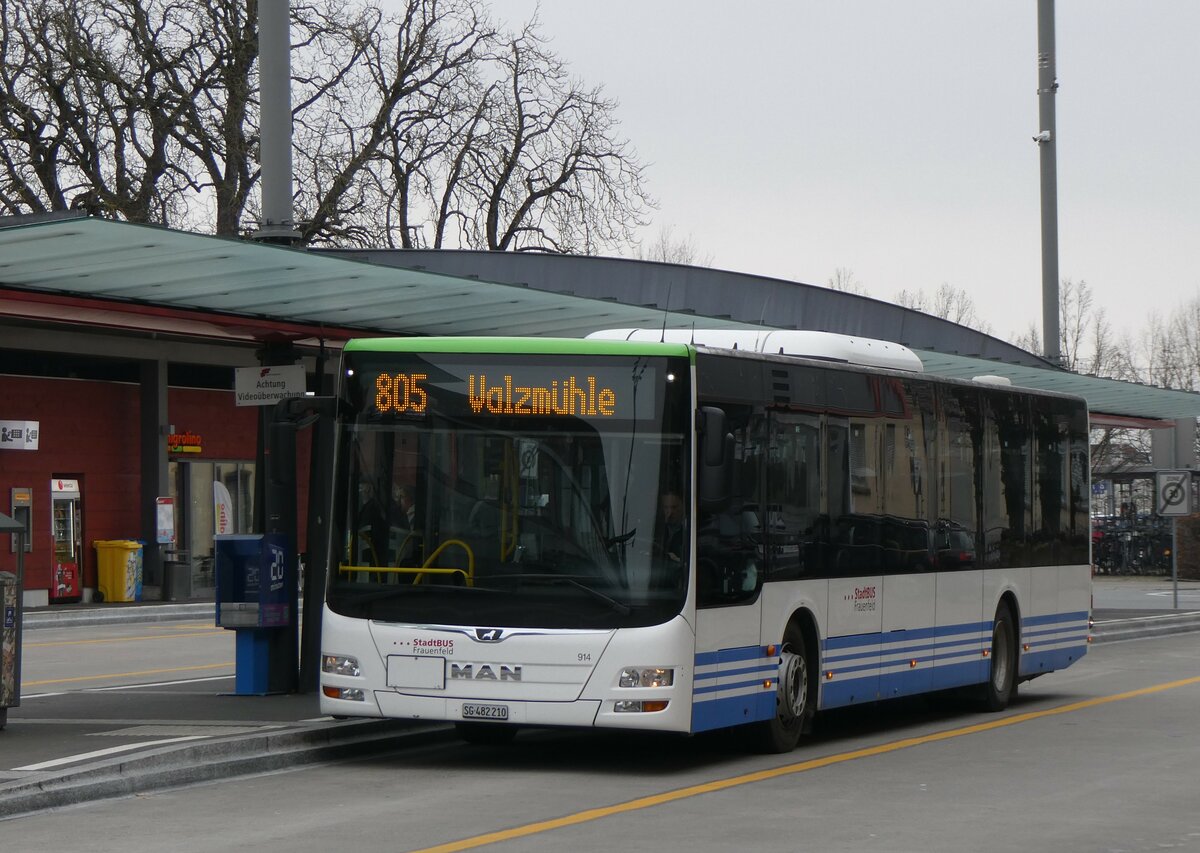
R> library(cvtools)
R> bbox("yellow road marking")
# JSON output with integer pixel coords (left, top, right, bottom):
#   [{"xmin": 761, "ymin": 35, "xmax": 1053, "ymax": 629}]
[
  {"xmin": 407, "ymin": 675, "xmax": 1200, "ymax": 853},
  {"xmin": 25, "ymin": 630, "xmax": 226, "ymax": 648},
  {"xmin": 22, "ymin": 661, "xmax": 233, "ymax": 687}
]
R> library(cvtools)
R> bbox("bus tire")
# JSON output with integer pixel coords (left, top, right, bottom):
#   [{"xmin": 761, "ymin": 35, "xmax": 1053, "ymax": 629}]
[
  {"xmin": 977, "ymin": 601, "xmax": 1017, "ymax": 712},
  {"xmin": 751, "ymin": 624, "xmax": 811, "ymax": 753},
  {"xmin": 455, "ymin": 722, "xmax": 518, "ymax": 745}
]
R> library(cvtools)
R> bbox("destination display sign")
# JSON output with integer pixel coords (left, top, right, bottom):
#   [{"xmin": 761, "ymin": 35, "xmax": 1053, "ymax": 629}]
[{"xmin": 357, "ymin": 358, "xmax": 661, "ymax": 422}]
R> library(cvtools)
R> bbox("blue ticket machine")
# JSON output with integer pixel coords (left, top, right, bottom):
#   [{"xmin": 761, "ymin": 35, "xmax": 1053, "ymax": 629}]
[{"xmin": 215, "ymin": 534, "xmax": 297, "ymax": 694}]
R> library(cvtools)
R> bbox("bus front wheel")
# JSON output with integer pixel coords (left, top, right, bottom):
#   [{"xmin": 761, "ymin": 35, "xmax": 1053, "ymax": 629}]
[
  {"xmin": 751, "ymin": 625, "xmax": 811, "ymax": 753},
  {"xmin": 977, "ymin": 601, "xmax": 1018, "ymax": 712}
]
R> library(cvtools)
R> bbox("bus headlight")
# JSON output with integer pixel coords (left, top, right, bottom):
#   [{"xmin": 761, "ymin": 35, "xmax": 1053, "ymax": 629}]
[
  {"xmin": 323, "ymin": 686, "xmax": 366, "ymax": 702},
  {"xmin": 619, "ymin": 667, "xmax": 674, "ymax": 688},
  {"xmin": 614, "ymin": 700, "xmax": 670, "ymax": 713},
  {"xmin": 322, "ymin": 654, "xmax": 362, "ymax": 677}
]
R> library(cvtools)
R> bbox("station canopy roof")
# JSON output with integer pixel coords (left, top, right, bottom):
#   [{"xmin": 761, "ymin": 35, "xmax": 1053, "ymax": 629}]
[
  {"xmin": 0, "ymin": 214, "xmax": 757, "ymax": 340},
  {"xmin": 2, "ymin": 214, "xmax": 1199, "ymax": 423}
]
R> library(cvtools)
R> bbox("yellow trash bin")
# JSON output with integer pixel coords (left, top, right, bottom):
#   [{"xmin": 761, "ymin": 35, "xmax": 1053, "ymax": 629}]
[{"xmin": 93, "ymin": 540, "xmax": 144, "ymax": 603}]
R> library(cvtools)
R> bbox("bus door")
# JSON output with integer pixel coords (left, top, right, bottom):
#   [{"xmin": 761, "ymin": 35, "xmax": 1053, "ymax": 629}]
[
  {"xmin": 934, "ymin": 386, "xmax": 985, "ymax": 691},
  {"xmin": 822, "ymin": 416, "xmax": 883, "ymax": 707},
  {"xmin": 879, "ymin": 380, "xmax": 937, "ymax": 699},
  {"xmin": 692, "ymin": 410, "xmax": 769, "ymax": 732},
  {"xmin": 881, "ymin": 545, "xmax": 935, "ymax": 698}
]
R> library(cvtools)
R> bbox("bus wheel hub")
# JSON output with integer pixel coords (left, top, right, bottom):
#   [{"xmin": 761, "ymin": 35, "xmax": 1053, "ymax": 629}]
[{"xmin": 778, "ymin": 649, "xmax": 806, "ymax": 720}]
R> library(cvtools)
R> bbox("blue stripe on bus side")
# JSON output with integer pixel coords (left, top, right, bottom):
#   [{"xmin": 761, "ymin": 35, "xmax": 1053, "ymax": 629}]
[
  {"xmin": 695, "ymin": 646, "xmax": 771, "ymax": 667},
  {"xmin": 819, "ymin": 672, "xmax": 881, "ymax": 708},
  {"xmin": 693, "ymin": 672, "xmax": 777, "ymax": 696},
  {"xmin": 818, "ymin": 610, "xmax": 1089, "ymax": 707},
  {"xmin": 1018, "ymin": 612, "xmax": 1089, "ymax": 677},
  {"xmin": 929, "ymin": 659, "xmax": 988, "ymax": 691},
  {"xmin": 691, "ymin": 611, "xmax": 1089, "ymax": 726},
  {"xmin": 691, "ymin": 690, "xmax": 777, "ymax": 732},
  {"xmin": 823, "ymin": 623, "xmax": 986, "ymax": 665},
  {"xmin": 826, "ymin": 659, "xmax": 991, "ymax": 706},
  {"xmin": 1022, "ymin": 610, "xmax": 1089, "ymax": 627},
  {"xmin": 691, "ymin": 644, "xmax": 778, "ymax": 732},
  {"xmin": 1020, "ymin": 644, "xmax": 1088, "ymax": 676},
  {"xmin": 694, "ymin": 663, "xmax": 777, "ymax": 686}
]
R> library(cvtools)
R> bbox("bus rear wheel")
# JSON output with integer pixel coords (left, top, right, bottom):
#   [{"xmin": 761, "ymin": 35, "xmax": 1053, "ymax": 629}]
[
  {"xmin": 976, "ymin": 601, "xmax": 1017, "ymax": 712},
  {"xmin": 751, "ymin": 625, "xmax": 811, "ymax": 753}
]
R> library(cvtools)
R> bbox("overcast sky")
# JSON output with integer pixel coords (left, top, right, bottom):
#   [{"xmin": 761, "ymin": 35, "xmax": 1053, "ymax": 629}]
[{"xmin": 485, "ymin": 1, "xmax": 1198, "ymax": 345}]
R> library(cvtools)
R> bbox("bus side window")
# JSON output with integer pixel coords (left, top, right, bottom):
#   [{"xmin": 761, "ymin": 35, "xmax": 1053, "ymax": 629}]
[{"xmin": 696, "ymin": 408, "xmax": 764, "ymax": 607}]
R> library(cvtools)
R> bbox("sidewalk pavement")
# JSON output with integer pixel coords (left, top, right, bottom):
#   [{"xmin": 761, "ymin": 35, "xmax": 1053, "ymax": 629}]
[{"xmin": 3, "ymin": 581, "xmax": 1199, "ymax": 820}]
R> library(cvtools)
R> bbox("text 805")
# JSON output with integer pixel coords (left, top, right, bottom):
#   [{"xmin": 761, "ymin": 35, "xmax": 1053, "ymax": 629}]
[{"xmin": 374, "ymin": 373, "xmax": 428, "ymax": 413}]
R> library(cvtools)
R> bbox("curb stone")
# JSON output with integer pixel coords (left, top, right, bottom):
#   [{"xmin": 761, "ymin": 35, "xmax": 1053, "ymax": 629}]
[
  {"xmin": 1089, "ymin": 611, "xmax": 1200, "ymax": 644},
  {"xmin": 0, "ymin": 719, "xmax": 453, "ymax": 820}
]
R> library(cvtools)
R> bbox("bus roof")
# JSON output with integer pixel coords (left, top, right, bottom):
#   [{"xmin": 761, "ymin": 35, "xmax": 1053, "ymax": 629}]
[
  {"xmin": 588, "ymin": 328, "xmax": 923, "ymax": 372},
  {"xmin": 344, "ymin": 336, "xmax": 693, "ymax": 359}
]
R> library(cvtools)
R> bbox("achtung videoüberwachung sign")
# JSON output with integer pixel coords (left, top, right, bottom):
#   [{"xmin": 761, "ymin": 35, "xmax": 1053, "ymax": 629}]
[{"xmin": 234, "ymin": 365, "xmax": 307, "ymax": 407}]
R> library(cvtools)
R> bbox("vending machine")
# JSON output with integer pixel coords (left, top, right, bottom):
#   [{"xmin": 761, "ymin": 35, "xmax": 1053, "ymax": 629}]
[{"xmin": 50, "ymin": 478, "xmax": 83, "ymax": 603}]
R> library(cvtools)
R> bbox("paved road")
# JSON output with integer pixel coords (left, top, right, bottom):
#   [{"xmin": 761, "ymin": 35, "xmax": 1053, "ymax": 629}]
[
  {"xmin": 2, "ymin": 579, "xmax": 1199, "ymax": 821},
  {"xmin": 5, "ymin": 632, "xmax": 1200, "ymax": 852},
  {"xmin": 1092, "ymin": 575, "xmax": 1200, "ymax": 610}
]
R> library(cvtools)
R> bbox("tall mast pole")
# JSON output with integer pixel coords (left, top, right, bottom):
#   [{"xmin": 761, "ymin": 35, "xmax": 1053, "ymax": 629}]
[
  {"xmin": 1037, "ymin": 0, "xmax": 1061, "ymax": 363},
  {"xmin": 255, "ymin": 0, "xmax": 300, "ymax": 244}
]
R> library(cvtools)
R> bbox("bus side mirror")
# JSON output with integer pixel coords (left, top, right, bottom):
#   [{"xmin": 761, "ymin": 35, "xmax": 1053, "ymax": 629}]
[
  {"xmin": 698, "ymin": 407, "xmax": 733, "ymax": 512},
  {"xmin": 700, "ymin": 407, "xmax": 726, "ymax": 467}
]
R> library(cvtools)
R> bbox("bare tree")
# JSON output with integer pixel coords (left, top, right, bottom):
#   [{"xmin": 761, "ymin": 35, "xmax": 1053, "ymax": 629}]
[
  {"xmin": 290, "ymin": 0, "xmax": 496, "ymax": 246},
  {"xmin": 827, "ymin": 267, "xmax": 867, "ymax": 295},
  {"xmin": 0, "ymin": 0, "xmax": 205, "ymax": 223},
  {"xmin": 1014, "ymin": 279, "xmax": 1135, "ymax": 378},
  {"xmin": 167, "ymin": 1, "xmax": 259, "ymax": 236},
  {"xmin": 455, "ymin": 22, "xmax": 652, "ymax": 252},
  {"xmin": 894, "ymin": 288, "xmax": 927, "ymax": 312},
  {"xmin": 1015, "ymin": 278, "xmax": 1156, "ymax": 481},
  {"xmin": 1141, "ymin": 300, "xmax": 1200, "ymax": 393},
  {"xmin": 0, "ymin": 0, "xmax": 653, "ymax": 253},
  {"xmin": 1139, "ymin": 299, "xmax": 1200, "ymax": 465},
  {"xmin": 895, "ymin": 283, "xmax": 992, "ymax": 335},
  {"xmin": 635, "ymin": 225, "xmax": 712, "ymax": 266}
]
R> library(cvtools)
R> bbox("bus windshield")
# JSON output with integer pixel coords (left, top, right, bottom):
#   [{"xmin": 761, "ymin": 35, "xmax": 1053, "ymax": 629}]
[{"xmin": 326, "ymin": 350, "xmax": 692, "ymax": 629}]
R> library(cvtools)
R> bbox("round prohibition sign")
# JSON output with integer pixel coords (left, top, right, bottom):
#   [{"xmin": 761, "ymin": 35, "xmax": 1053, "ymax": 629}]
[
  {"xmin": 1161, "ymin": 480, "xmax": 1186, "ymax": 509},
  {"xmin": 1157, "ymin": 471, "xmax": 1191, "ymax": 516}
]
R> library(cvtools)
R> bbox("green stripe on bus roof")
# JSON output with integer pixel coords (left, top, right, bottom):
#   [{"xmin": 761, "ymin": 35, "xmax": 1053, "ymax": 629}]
[{"xmin": 344, "ymin": 337, "xmax": 694, "ymax": 359}]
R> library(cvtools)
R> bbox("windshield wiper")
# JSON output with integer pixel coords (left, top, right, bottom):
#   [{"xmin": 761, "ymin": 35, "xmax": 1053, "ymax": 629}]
[
  {"xmin": 605, "ymin": 529, "xmax": 637, "ymax": 547},
  {"xmin": 497, "ymin": 573, "xmax": 631, "ymax": 615}
]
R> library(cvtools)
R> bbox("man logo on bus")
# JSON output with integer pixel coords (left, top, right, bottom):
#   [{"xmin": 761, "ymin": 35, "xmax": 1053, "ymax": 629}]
[
  {"xmin": 450, "ymin": 663, "xmax": 522, "ymax": 682},
  {"xmin": 475, "ymin": 628, "xmax": 504, "ymax": 642}
]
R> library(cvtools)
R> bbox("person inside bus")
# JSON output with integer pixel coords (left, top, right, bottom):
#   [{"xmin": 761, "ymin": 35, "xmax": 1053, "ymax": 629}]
[
  {"xmin": 356, "ymin": 479, "xmax": 390, "ymax": 566},
  {"xmin": 391, "ymin": 484, "xmax": 422, "ymax": 566},
  {"xmin": 656, "ymin": 490, "xmax": 687, "ymax": 564},
  {"xmin": 394, "ymin": 484, "xmax": 417, "ymax": 527}
]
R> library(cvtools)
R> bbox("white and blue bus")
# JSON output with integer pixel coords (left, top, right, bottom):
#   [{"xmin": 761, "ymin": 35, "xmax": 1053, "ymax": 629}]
[{"xmin": 319, "ymin": 330, "xmax": 1091, "ymax": 750}]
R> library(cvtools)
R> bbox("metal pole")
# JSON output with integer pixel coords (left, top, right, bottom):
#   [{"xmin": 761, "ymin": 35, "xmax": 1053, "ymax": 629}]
[
  {"xmin": 14, "ymin": 530, "xmax": 23, "ymax": 708},
  {"xmin": 255, "ymin": 0, "xmax": 299, "ymax": 244},
  {"xmin": 1037, "ymin": 0, "xmax": 1061, "ymax": 364},
  {"xmin": 1172, "ymin": 517, "xmax": 1179, "ymax": 609}
]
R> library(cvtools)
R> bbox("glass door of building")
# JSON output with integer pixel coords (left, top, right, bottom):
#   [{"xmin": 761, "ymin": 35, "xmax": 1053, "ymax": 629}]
[{"xmin": 169, "ymin": 461, "xmax": 256, "ymax": 596}]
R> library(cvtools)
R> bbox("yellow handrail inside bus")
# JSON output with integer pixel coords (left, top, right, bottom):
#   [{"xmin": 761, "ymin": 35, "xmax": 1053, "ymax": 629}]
[
  {"xmin": 394, "ymin": 531, "xmax": 422, "ymax": 564},
  {"xmin": 337, "ymin": 538, "xmax": 475, "ymax": 587},
  {"xmin": 413, "ymin": 539, "xmax": 475, "ymax": 586}
]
